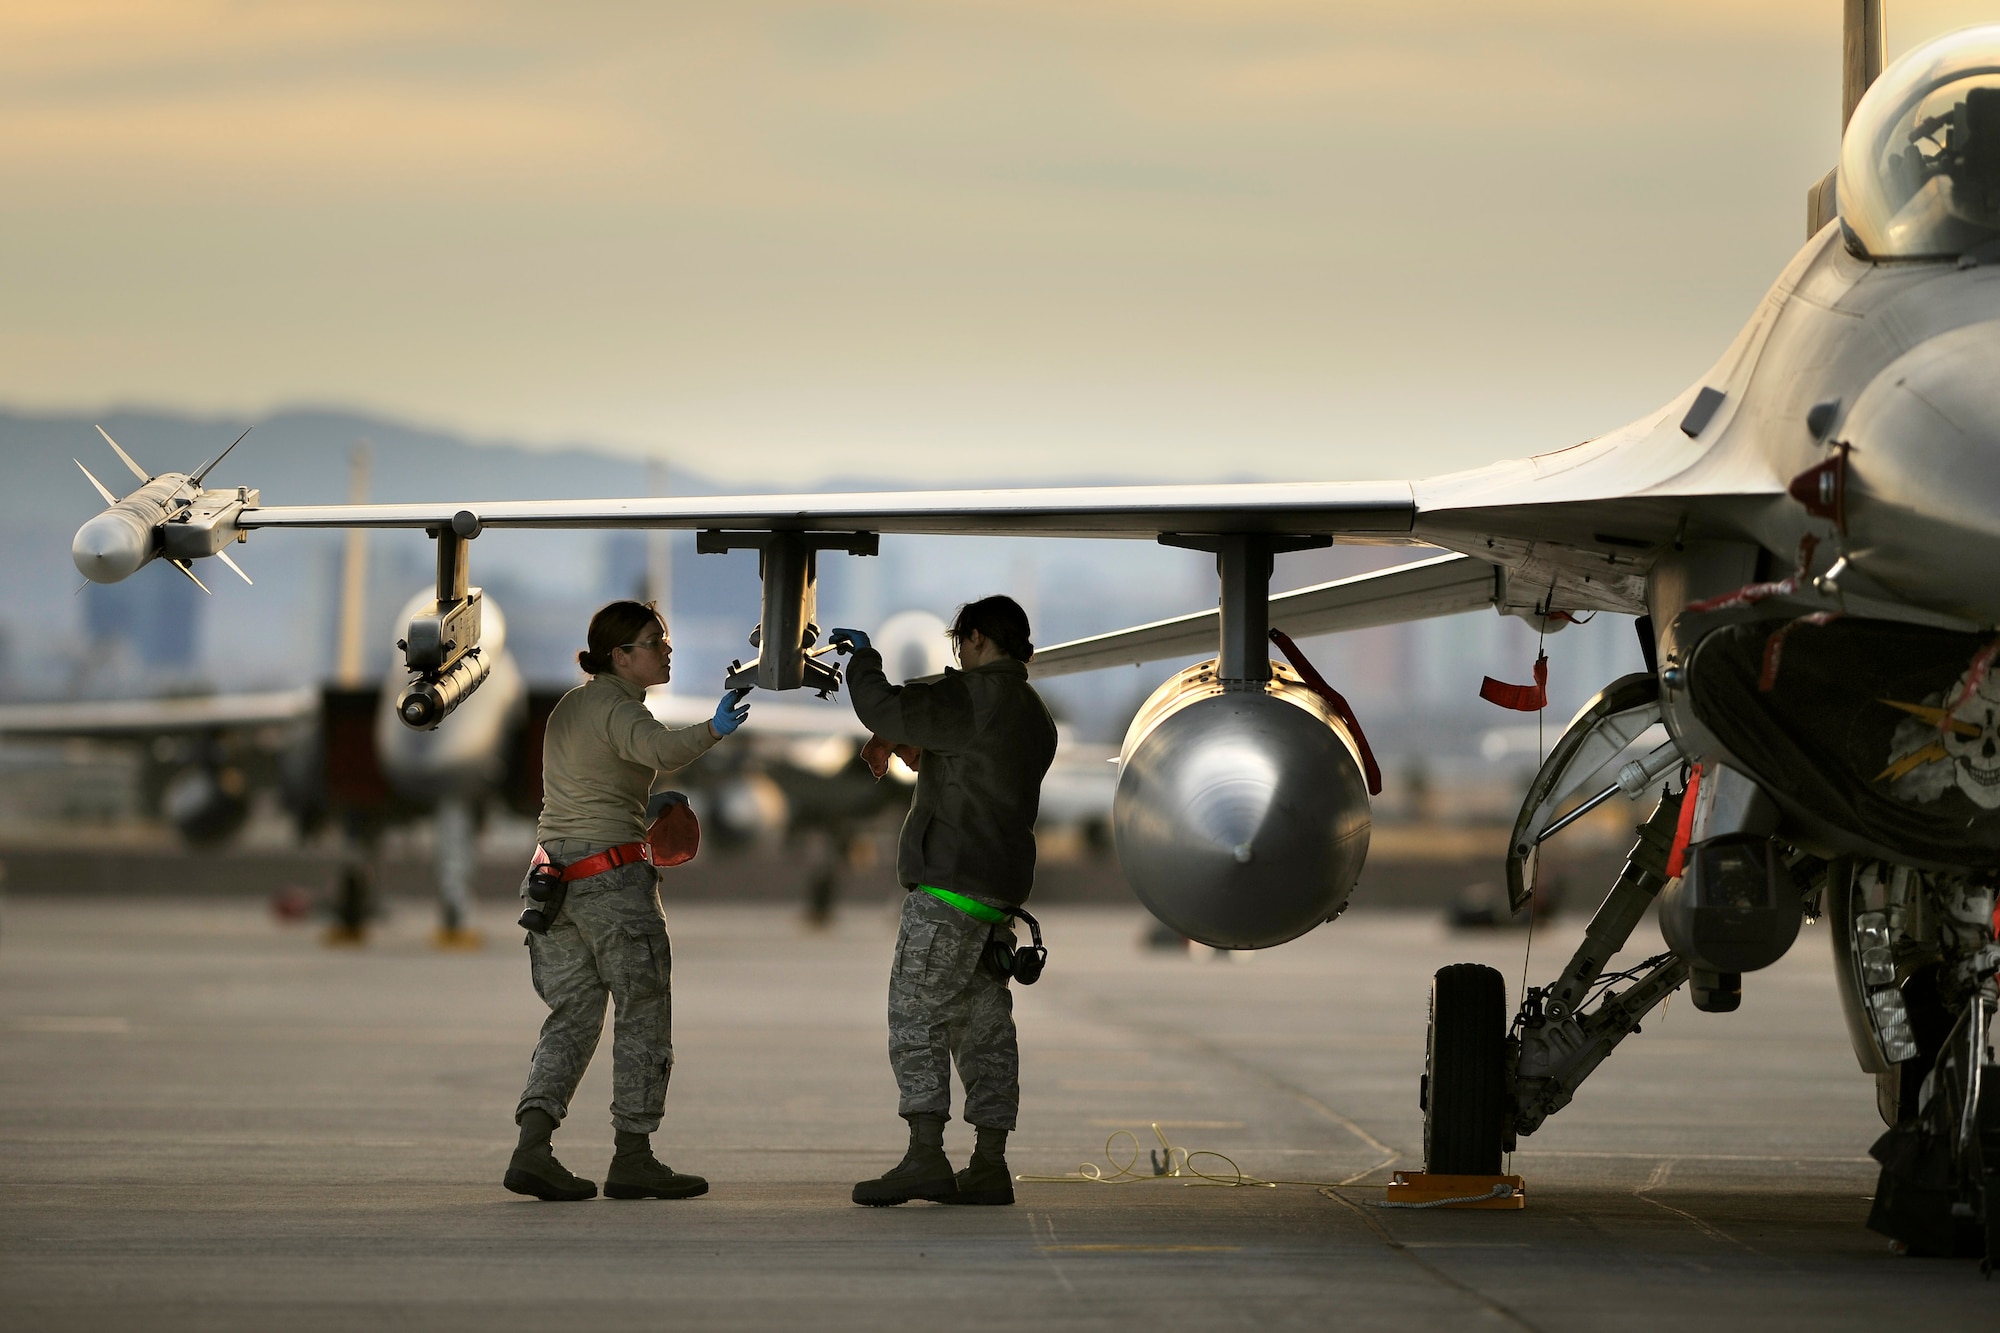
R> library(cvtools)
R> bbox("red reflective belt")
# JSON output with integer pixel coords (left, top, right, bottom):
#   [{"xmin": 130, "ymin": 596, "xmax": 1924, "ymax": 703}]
[{"xmin": 558, "ymin": 842, "xmax": 651, "ymax": 882}]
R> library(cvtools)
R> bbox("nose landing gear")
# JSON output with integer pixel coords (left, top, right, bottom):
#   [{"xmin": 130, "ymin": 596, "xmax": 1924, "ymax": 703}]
[
  {"xmin": 1421, "ymin": 777, "xmax": 1693, "ymax": 1176},
  {"xmin": 1423, "ymin": 963, "xmax": 1509, "ymax": 1176}
]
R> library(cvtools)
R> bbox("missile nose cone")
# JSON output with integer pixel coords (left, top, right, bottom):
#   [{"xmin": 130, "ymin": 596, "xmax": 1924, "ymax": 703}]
[{"xmin": 72, "ymin": 510, "xmax": 147, "ymax": 583}]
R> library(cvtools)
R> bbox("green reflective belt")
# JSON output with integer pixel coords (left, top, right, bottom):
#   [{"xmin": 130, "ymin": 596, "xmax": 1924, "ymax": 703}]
[{"xmin": 917, "ymin": 884, "xmax": 1010, "ymax": 925}]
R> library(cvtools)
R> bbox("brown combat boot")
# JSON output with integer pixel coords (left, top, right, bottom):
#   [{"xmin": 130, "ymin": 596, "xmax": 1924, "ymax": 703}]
[
  {"xmin": 853, "ymin": 1114, "xmax": 957, "ymax": 1206},
  {"xmin": 504, "ymin": 1110, "xmax": 597, "ymax": 1202},
  {"xmin": 604, "ymin": 1129, "xmax": 709, "ymax": 1200},
  {"xmin": 941, "ymin": 1126, "xmax": 1014, "ymax": 1205}
]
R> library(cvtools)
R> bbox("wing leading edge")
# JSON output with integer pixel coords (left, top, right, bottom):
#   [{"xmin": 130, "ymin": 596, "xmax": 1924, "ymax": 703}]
[
  {"xmin": 236, "ymin": 480, "xmax": 1417, "ymax": 540},
  {"xmin": 0, "ymin": 688, "xmax": 321, "ymax": 738},
  {"xmin": 1028, "ymin": 553, "xmax": 1499, "ymax": 679}
]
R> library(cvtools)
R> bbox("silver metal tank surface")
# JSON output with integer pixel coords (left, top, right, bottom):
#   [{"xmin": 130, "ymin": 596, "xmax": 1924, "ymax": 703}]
[{"xmin": 1113, "ymin": 659, "xmax": 1371, "ymax": 950}]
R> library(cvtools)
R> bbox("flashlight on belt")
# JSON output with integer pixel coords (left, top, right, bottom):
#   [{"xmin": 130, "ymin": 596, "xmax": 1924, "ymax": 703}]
[{"xmin": 519, "ymin": 859, "xmax": 567, "ymax": 935}]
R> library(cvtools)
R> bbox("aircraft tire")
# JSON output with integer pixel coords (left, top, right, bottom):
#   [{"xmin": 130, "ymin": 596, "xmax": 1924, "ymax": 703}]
[{"xmin": 1423, "ymin": 963, "xmax": 1507, "ymax": 1176}]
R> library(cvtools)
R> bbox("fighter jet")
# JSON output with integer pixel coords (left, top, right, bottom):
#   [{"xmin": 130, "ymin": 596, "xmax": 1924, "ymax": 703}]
[{"xmin": 64, "ymin": 4, "xmax": 2000, "ymax": 1256}]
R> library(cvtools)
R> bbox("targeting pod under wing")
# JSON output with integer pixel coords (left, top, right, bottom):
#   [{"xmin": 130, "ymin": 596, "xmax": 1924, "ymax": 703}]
[{"xmin": 393, "ymin": 512, "xmax": 491, "ymax": 731}]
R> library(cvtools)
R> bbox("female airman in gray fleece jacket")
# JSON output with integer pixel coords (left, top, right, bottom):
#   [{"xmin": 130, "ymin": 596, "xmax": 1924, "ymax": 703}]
[{"xmin": 832, "ymin": 594, "xmax": 1057, "ymax": 1206}]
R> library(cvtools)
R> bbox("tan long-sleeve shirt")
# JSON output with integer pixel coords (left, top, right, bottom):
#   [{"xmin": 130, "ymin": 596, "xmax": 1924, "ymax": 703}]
[{"xmin": 536, "ymin": 673, "xmax": 720, "ymax": 846}]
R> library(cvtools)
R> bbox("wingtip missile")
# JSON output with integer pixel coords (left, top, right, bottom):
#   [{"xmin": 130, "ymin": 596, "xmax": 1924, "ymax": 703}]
[{"xmin": 71, "ymin": 506, "xmax": 151, "ymax": 584}]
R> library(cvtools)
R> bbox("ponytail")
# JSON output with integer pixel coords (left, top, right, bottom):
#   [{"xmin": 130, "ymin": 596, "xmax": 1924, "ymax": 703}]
[
  {"xmin": 949, "ymin": 595, "xmax": 1034, "ymax": 663},
  {"xmin": 579, "ymin": 600, "xmax": 662, "ymax": 676}
]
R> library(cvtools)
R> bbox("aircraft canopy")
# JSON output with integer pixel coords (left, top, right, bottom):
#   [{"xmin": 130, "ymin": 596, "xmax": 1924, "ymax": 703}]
[{"xmin": 1841, "ymin": 25, "xmax": 2000, "ymax": 259}]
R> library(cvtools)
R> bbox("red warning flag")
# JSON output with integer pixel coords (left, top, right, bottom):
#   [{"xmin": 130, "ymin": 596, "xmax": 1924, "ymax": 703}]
[
  {"xmin": 1664, "ymin": 763, "xmax": 1703, "ymax": 879},
  {"xmin": 1479, "ymin": 651, "xmax": 1548, "ymax": 712}
]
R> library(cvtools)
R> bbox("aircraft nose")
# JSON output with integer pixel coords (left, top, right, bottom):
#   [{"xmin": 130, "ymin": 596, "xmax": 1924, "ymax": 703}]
[
  {"xmin": 71, "ymin": 508, "xmax": 149, "ymax": 583},
  {"xmin": 1842, "ymin": 318, "xmax": 2000, "ymax": 623}
]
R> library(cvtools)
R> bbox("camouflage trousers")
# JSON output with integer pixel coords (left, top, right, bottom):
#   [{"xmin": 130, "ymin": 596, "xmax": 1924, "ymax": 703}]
[
  {"xmin": 888, "ymin": 889, "xmax": 1020, "ymax": 1130},
  {"xmin": 515, "ymin": 839, "xmax": 673, "ymax": 1135}
]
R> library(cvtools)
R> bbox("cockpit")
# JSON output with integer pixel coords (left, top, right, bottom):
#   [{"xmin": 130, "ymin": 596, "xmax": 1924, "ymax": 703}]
[{"xmin": 1840, "ymin": 25, "xmax": 2000, "ymax": 259}]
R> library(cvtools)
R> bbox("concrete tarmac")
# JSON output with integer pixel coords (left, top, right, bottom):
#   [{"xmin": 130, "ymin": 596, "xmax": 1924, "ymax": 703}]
[{"xmin": 0, "ymin": 896, "xmax": 1988, "ymax": 1330}]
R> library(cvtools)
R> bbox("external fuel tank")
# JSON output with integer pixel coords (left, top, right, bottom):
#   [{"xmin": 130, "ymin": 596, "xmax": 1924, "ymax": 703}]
[{"xmin": 1113, "ymin": 659, "xmax": 1371, "ymax": 950}]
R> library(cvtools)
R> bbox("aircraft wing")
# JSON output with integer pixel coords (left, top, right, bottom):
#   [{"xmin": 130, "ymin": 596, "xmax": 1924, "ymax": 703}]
[
  {"xmin": 0, "ymin": 687, "xmax": 321, "ymax": 739},
  {"xmin": 237, "ymin": 481, "xmax": 1418, "ymax": 540},
  {"xmin": 228, "ymin": 456, "xmax": 1745, "ymax": 625},
  {"xmin": 1028, "ymin": 553, "xmax": 1500, "ymax": 678}
]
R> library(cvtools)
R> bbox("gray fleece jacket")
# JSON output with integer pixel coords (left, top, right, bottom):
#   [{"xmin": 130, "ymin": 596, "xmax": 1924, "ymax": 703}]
[{"xmin": 845, "ymin": 648, "xmax": 1058, "ymax": 908}]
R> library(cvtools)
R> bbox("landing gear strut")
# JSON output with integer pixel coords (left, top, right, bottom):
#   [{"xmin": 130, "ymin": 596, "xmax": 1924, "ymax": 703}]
[
  {"xmin": 1419, "ymin": 789, "xmax": 1691, "ymax": 1172},
  {"xmin": 1417, "ymin": 659, "xmax": 1703, "ymax": 1172}
]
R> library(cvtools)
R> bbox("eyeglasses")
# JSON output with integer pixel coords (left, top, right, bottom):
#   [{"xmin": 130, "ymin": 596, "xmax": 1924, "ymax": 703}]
[{"xmin": 619, "ymin": 637, "xmax": 669, "ymax": 654}]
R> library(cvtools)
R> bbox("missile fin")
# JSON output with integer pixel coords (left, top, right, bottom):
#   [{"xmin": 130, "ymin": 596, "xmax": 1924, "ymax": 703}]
[
  {"xmin": 74, "ymin": 459, "xmax": 117, "ymax": 505},
  {"xmin": 95, "ymin": 425, "xmax": 150, "ymax": 482},
  {"xmin": 215, "ymin": 548, "xmax": 253, "ymax": 586},
  {"xmin": 190, "ymin": 426, "xmax": 253, "ymax": 485},
  {"xmin": 168, "ymin": 558, "xmax": 212, "ymax": 594}
]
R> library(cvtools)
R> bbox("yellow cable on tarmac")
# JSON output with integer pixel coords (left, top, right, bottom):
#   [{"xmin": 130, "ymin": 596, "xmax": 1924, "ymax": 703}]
[{"xmin": 1017, "ymin": 1122, "xmax": 1371, "ymax": 1191}]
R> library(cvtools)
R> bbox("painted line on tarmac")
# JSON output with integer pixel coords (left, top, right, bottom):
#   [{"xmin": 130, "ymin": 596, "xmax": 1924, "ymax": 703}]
[
  {"xmin": 1025, "ymin": 1213, "xmax": 1079, "ymax": 1296},
  {"xmin": 1040, "ymin": 1245, "xmax": 1244, "ymax": 1253},
  {"xmin": 1632, "ymin": 1157, "xmax": 1768, "ymax": 1258},
  {"xmin": 1319, "ymin": 1187, "xmax": 1546, "ymax": 1333}
]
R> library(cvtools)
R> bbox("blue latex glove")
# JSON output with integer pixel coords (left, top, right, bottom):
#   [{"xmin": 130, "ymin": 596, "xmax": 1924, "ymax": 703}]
[
  {"xmin": 828, "ymin": 627, "xmax": 871, "ymax": 655},
  {"xmin": 711, "ymin": 688, "xmax": 751, "ymax": 737}
]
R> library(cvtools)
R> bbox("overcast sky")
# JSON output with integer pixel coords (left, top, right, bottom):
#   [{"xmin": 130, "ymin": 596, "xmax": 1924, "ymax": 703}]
[{"xmin": 3, "ymin": 1, "xmax": 1993, "ymax": 486}]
